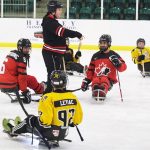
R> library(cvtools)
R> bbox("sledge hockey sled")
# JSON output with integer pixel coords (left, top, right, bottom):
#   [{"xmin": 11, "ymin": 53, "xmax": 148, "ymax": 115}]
[
  {"xmin": 92, "ymin": 89, "xmax": 106, "ymax": 101},
  {"xmin": 3, "ymin": 119, "xmax": 71, "ymax": 149},
  {"xmin": 0, "ymin": 87, "xmax": 41, "ymax": 103},
  {"xmin": 140, "ymin": 71, "xmax": 150, "ymax": 77},
  {"xmin": 140, "ymin": 62, "xmax": 150, "ymax": 77}
]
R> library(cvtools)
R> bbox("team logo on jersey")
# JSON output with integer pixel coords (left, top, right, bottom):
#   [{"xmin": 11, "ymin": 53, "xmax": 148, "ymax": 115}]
[
  {"xmin": 52, "ymin": 130, "xmax": 60, "ymax": 137},
  {"xmin": 95, "ymin": 62, "xmax": 110, "ymax": 76}
]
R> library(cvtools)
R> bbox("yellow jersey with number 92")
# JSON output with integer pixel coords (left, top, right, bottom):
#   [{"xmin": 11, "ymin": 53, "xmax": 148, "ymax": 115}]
[{"xmin": 38, "ymin": 91, "xmax": 83, "ymax": 127}]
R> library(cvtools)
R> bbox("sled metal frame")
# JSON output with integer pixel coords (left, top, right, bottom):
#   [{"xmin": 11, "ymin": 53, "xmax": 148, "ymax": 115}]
[
  {"xmin": 0, "ymin": 88, "xmax": 42, "ymax": 103},
  {"xmin": 92, "ymin": 89, "xmax": 106, "ymax": 101},
  {"xmin": 141, "ymin": 62, "xmax": 150, "ymax": 77}
]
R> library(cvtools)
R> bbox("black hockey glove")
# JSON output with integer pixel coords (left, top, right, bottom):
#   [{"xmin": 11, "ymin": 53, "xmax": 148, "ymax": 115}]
[
  {"xmin": 75, "ymin": 51, "xmax": 82, "ymax": 59},
  {"xmin": 137, "ymin": 55, "xmax": 145, "ymax": 62},
  {"xmin": 81, "ymin": 78, "xmax": 91, "ymax": 92},
  {"xmin": 69, "ymin": 123, "xmax": 75, "ymax": 127},
  {"xmin": 75, "ymin": 31, "xmax": 82, "ymax": 39},
  {"xmin": 109, "ymin": 55, "xmax": 121, "ymax": 68},
  {"xmin": 22, "ymin": 90, "xmax": 31, "ymax": 104}
]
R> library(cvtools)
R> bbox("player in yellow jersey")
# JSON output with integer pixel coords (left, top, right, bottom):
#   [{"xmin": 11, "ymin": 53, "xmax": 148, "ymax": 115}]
[
  {"xmin": 131, "ymin": 38, "xmax": 150, "ymax": 76},
  {"xmin": 64, "ymin": 38, "xmax": 84, "ymax": 75},
  {"xmin": 2, "ymin": 70, "xmax": 83, "ymax": 145}
]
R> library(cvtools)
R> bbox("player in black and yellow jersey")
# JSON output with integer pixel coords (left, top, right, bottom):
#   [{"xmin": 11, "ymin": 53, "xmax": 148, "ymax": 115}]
[
  {"xmin": 64, "ymin": 38, "xmax": 84, "ymax": 74},
  {"xmin": 2, "ymin": 70, "xmax": 83, "ymax": 143},
  {"xmin": 131, "ymin": 38, "xmax": 150, "ymax": 76}
]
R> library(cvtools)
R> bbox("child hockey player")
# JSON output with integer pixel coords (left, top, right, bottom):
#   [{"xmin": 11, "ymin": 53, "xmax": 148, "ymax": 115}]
[
  {"xmin": 0, "ymin": 38, "xmax": 46, "ymax": 104},
  {"xmin": 81, "ymin": 34, "xmax": 127, "ymax": 101},
  {"xmin": 65, "ymin": 38, "xmax": 85, "ymax": 75},
  {"xmin": 131, "ymin": 38, "xmax": 150, "ymax": 77},
  {"xmin": 2, "ymin": 70, "xmax": 83, "ymax": 147}
]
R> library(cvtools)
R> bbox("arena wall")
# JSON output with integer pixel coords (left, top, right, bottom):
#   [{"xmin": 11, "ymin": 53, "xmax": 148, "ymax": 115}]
[{"xmin": 0, "ymin": 18, "xmax": 150, "ymax": 51}]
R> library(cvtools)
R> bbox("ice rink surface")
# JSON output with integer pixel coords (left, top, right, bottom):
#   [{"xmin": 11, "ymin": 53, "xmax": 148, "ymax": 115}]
[{"xmin": 0, "ymin": 48, "xmax": 150, "ymax": 150}]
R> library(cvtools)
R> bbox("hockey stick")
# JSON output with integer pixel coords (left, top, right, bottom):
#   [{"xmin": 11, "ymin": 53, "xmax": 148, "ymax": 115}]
[
  {"xmin": 7, "ymin": 93, "xmax": 42, "ymax": 97},
  {"xmin": 117, "ymin": 70, "xmax": 123, "ymax": 102},
  {"xmin": 15, "ymin": 88, "xmax": 29, "ymax": 116},
  {"xmin": 66, "ymin": 88, "xmax": 81, "ymax": 92},
  {"xmin": 77, "ymin": 40, "xmax": 82, "ymax": 63},
  {"xmin": 15, "ymin": 88, "xmax": 51, "ymax": 149},
  {"xmin": 30, "ymin": 88, "xmax": 82, "ymax": 103},
  {"xmin": 62, "ymin": 56, "xmax": 66, "ymax": 72},
  {"xmin": 75, "ymin": 125, "xmax": 84, "ymax": 141},
  {"xmin": 109, "ymin": 55, "xmax": 123, "ymax": 102},
  {"xmin": 141, "ymin": 60, "xmax": 146, "ymax": 77}
]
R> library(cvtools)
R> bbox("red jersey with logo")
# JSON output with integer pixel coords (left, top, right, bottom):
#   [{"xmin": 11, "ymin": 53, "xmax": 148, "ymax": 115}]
[
  {"xmin": 0, "ymin": 50, "xmax": 28, "ymax": 91},
  {"xmin": 86, "ymin": 50, "xmax": 127, "ymax": 84}
]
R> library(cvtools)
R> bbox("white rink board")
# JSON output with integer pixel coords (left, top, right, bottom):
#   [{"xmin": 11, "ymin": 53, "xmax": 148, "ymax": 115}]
[{"xmin": 0, "ymin": 19, "xmax": 150, "ymax": 46}]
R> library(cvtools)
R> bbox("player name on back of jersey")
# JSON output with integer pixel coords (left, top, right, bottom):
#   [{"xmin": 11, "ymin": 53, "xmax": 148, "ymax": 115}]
[{"xmin": 54, "ymin": 99, "xmax": 77, "ymax": 107}]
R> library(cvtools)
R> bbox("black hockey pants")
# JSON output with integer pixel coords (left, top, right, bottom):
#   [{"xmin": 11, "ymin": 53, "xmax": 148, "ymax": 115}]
[
  {"xmin": 138, "ymin": 62, "xmax": 150, "ymax": 72},
  {"xmin": 66, "ymin": 62, "xmax": 84, "ymax": 73},
  {"xmin": 42, "ymin": 50, "xmax": 64, "ymax": 93},
  {"xmin": 12, "ymin": 116, "xmax": 67, "ymax": 141}
]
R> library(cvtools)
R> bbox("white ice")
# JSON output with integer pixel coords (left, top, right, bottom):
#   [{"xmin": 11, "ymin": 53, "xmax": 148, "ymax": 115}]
[{"xmin": 0, "ymin": 48, "xmax": 150, "ymax": 150}]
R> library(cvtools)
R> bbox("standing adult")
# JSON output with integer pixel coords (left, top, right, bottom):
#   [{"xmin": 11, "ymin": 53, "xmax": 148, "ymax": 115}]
[{"xmin": 42, "ymin": 0, "xmax": 83, "ymax": 93}]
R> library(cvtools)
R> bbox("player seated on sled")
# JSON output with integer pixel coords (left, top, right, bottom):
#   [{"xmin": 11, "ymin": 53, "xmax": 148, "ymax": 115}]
[
  {"xmin": 81, "ymin": 34, "xmax": 127, "ymax": 101},
  {"xmin": 2, "ymin": 70, "xmax": 83, "ymax": 146},
  {"xmin": 64, "ymin": 38, "xmax": 85, "ymax": 75},
  {"xmin": 0, "ymin": 38, "xmax": 46, "ymax": 104},
  {"xmin": 131, "ymin": 38, "xmax": 150, "ymax": 75}
]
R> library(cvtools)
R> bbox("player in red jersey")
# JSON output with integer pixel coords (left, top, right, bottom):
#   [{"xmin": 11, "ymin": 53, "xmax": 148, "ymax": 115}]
[
  {"xmin": 81, "ymin": 34, "xmax": 127, "ymax": 100},
  {"xmin": 0, "ymin": 38, "xmax": 46, "ymax": 103}
]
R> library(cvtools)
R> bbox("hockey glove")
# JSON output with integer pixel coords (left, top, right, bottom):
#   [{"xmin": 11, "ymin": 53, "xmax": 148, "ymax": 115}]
[
  {"xmin": 137, "ymin": 55, "xmax": 145, "ymax": 62},
  {"xmin": 69, "ymin": 123, "xmax": 75, "ymax": 127},
  {"xmin": 22, "ymin": 90, "xmax": 31, "ymax": 104},
  {"xmin": 75, "ymin": 51, "xmax": 82, "ymax": 59},
  {"xmin": 109, "ymin": 55, "xmax": 121, "ymax": 68},
  {"xmin": 81, "ymin": 78, "xmax": 91, "ymax": 92},
  {"xmin": 75, "ymin": 31, "xmax": 82, "ymax": 39}
]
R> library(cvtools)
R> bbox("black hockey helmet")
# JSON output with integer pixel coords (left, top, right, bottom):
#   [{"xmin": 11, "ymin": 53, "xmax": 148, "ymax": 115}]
[
  {"xmin": 50, "ymin": 70, "xmax": 68, "ymax": 89},
  {"xmin": 17, "ymin": 38, "xmax": 31, "ymax": 52},
  {"xmin": 47, "ymin": 0, "xmax": 63, "ymax": 13},
  {"xmin": 136, "ymin": 38, "xmax": 145, "ymax": 45},
  {"xmin": 99, "ymin": 34, "xmax": 112, "ymax": 47}
]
